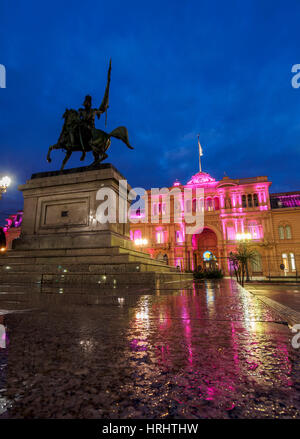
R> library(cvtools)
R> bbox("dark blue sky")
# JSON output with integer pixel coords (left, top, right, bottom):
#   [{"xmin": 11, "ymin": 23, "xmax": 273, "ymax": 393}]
[{"xmin": 1, "ymin": 0, "xmax": 300, "ymax": 224}]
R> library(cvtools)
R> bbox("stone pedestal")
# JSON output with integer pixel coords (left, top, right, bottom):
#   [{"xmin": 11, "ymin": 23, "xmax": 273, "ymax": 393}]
[
  {"xmin": 14, "ymin": 163, "xmax": 132, "ymax": 251},
  {"xmin": 0, "ymin": 164, "xmax": 193, "ymax": 286}
]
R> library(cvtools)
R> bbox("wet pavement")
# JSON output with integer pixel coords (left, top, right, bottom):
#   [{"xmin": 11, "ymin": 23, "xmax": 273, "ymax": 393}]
[
  {"xmin": 0, "ymin": 278, "xmax": 299, "ymax": 419},
  {"xmin": 247, "ymin": 283, "xmax": 300, "ymax": 313}
]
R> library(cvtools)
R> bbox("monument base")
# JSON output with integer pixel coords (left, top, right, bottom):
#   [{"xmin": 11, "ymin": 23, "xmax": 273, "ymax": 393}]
[{"xmin": 0, "ymin": 164, "xmax": 193, "ymax": 287}]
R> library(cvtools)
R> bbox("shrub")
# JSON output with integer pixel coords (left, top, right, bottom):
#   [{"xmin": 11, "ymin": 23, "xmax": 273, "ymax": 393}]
[{"xmin": 193, "ymin": 268, "xmax": 223, "ymax": 279}]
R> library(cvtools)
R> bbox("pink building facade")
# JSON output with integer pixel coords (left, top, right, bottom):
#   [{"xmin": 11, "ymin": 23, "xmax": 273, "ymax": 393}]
[{"xmin": 129, "ymin": 171, "xmax": 300, "ymax": 278}]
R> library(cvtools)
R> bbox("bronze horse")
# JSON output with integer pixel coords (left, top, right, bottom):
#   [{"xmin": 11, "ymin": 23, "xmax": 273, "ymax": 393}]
[{"xmin": 47, "ymin": 109, "xmax": 133, "ymax": 170}]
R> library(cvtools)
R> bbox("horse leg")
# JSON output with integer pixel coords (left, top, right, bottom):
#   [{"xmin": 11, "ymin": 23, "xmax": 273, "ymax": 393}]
[
  {"xmin": 60, "ymin": 151, "xmax": 72, "ymax": 171},
  {"xmin": 91, "ymin": 138, "xmax": 110, "ymax": 164},
  {"xmin": 47, "ymin": 144, "xmax": 56, "ymax": 163},
  {"xmin": 47, "ymin": 143, "xmax": 63, "ymax": 163},
  {"xmin": 89, "ymin": 150, "xmax": 100, "ymax": 167}
]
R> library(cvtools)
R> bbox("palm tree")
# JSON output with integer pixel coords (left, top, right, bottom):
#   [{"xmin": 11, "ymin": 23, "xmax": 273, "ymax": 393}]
[{"xmin": 229, "ymin": 243, "xmax": 257, "ymax": 286}]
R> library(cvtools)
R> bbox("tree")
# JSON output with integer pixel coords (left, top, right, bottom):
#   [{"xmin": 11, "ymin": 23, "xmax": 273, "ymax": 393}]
[{"xmin": 229, "ymin": 242, "xmax": 256, "ymax": 286}]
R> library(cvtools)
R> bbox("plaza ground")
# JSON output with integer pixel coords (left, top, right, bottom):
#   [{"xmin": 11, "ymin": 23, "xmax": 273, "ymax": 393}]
[
  {"xmin": 246, "ymin": 282, "xmax": 300, "ymax": 313},
  {"xmin": 0, "ymin": 278, "xmax": 299, "ymax": 419}
]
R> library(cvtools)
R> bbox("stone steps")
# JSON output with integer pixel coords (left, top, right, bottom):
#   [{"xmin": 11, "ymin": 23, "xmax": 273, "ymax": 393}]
[
  {"xmin": 0, "ymin": 270, "xmax": 192, "ymax": 287},
  {"xmin": 0, "ymin": 246, "xmax": 166, "ymax": 267},
  {"xmin": 3, "ymin": 245, "xmax": 148, "ymax": 258},
  {"xmin": 0, "ymin": 260, "xmax": 172, "ymax": 274},
  {"xmin": 0, "ymin": 165, "xmax": 187, "ymax": 287},
  {"xmin": 0, "ymin": 245, "xmax": 174, "ymax": 276}
]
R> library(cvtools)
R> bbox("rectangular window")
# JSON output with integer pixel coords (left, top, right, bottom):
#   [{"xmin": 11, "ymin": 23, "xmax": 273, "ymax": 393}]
[
  {"xmin": 279, "ymin": 226, "xmax": 284, "ymax": 240},
  {"xmin": 282, "ymin": 253, "xmax": 289, "ymax": 271},
  {"xmin": 247, "ymin": 194, "xmax": 253, "ymax": 207},
  {"xmin": 198, "ymin": 198, "xmax": 205, "ymax": 213},
  {"xmin": 175, "ymin": 258, "xmax": 184, "ymax": 271},
  {"xmin": 253, "ymin": 193, "xmax": 259, "ymax": 207},
  {"xmin": 185, "ymin": 199, "xmax": 191, "ymax": 213},
  {"xmin": 290, "ymin": 253, "xmax": 296, "ymax": 271},
  {"xmin": 175, "ymin": 230, "xmax": 183, "ymax": 243},
  {"xmin": 227, "ymin": 226, "xmax": 235, "ymax": 241},
  {"xmin": 134, "ymin": 230, "xmax": 142, "ymax": 240},
  {"xmin": 153, "ymin": 203, "xmax": 157, "ymax": 216},
  {"xmin": 175, "ymin": 200, "xmax": 181, "ymax": 213},
  {"xmin": 286, "ymin": 226, "xmax": 292, "ymax": 239},
  {"xmin": 249, "ymin": 225, "xmax": 258, "ymax": 239},
  {"xmin": 242, "ymin": 195, "xmax": 247, "ymax": 208},
  {"xmin": 156, "ymin": 231, "xmax": 165, "ymax": 244}
]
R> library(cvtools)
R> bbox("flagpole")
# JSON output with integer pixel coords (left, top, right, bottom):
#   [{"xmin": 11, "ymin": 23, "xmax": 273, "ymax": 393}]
[{"xmin": 198, "ymin": 134, "xmax": 202, "ymax": 172}]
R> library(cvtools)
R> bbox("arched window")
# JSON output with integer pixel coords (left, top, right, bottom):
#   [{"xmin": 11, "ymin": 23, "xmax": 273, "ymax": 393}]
[
  {"xmin": 198, "ymin": 198, "xmax": 204, "ymax": 213},
  {"xmin": 247, "ymin": 194, "xmax": 253, "ymax": 207},
  {"xmin": 279, "ymin": 226, "xmax": 284, "ymax": 240},
  {"xmin": 286, "ymin": 225, "xmax": 292, "ymax": 239},
  {"xmin": 192, "ymin": 199, "xmax": 197, "ymax": 212},
  {"xmin": 214, "ymin": 197, "xmax": 220, "ymax": 210},
  {"xmin": 253, "ymin": 193, "xmax": 259, "ymax": 207},
  {"xmin": 206, "ymin": 198, "xmax": 213, "ymax": 211},
  {"xmin": 224, "ymin": 196, "xmax": 231, "ymax": 209}
]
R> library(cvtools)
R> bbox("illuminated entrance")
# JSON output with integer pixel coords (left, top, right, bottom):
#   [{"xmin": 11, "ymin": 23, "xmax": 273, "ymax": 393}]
[
  {"xmin": 192, "ymin": 227, "xmax": 218, "ymax": 270},
  {"xmin": 202, "ymin": 250, "xmax": 217, "ymax": 269}
]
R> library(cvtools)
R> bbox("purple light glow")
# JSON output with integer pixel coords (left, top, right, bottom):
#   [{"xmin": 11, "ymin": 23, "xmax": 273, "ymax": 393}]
[{"xmin": 277, "ymin": 195, "xmax": 300, "ymax": 208}]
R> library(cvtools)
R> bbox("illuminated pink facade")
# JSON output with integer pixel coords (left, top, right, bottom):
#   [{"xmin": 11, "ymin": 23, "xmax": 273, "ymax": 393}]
[
  {"xmin": 3, "ymin": 211, "xmax": 23, "ymax": 249},
  {"xmin": 130, "ymin": 171, "xmax": 300, "ymax": 278}
]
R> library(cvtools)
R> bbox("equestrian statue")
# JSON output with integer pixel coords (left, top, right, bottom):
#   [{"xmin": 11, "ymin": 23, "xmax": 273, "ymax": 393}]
[{"xmin": 47, "ymin": 59, "xmax": 133, "ymax": 170}]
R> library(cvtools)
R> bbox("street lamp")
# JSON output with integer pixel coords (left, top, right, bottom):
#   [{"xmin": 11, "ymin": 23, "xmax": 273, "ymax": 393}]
[
  {"xmin": 0, "ymin": 176, "xmax": 11, "ymax": 198},
  {"xmin": 236, "ymin": 232, "xmax": 251, "ymax": 241},
  {"xmin": 134, "ymin": 238, "xmax": 149, "ymax": 254},
  {"xmin": 134, "ymin": 238, "xmax": 148, "ymax": 246}
]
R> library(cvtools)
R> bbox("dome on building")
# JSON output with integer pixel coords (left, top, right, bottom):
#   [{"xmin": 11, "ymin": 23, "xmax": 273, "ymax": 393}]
[{"xmin": 186, "ymin": 171, "xmax": 216, "ymax": 185}]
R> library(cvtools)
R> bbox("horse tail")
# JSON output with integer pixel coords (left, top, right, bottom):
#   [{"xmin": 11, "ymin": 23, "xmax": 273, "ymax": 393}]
[{"xmin": 109, "ymin": 126, "xmax": 133, "ymax": 149}]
